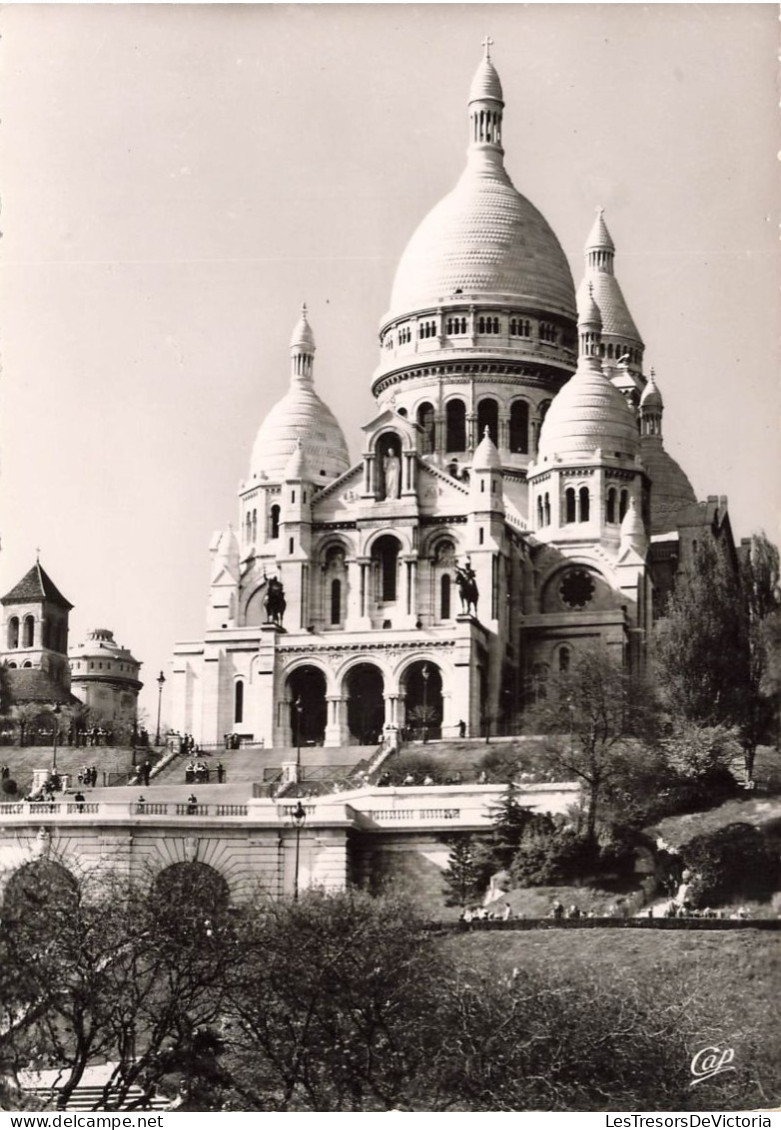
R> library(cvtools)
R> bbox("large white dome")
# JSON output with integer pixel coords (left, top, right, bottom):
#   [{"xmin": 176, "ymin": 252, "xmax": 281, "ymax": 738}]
[{"xmin": 388, "ymin": 157, "xmax": 576, "ymax": 322}]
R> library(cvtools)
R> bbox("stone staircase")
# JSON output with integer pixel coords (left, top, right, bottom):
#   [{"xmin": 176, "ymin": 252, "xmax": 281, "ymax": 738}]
[
  {"xmin": 24, "ymin": 1083, "xmax": 169, "ymax": 1111},
  {"xmin": 150, "ymin": 743, "xmax": 379, "ymax": 789}
]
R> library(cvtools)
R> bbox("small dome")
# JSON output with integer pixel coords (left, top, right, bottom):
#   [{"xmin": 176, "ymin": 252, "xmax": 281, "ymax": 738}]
[
  {"xmin": 472, "ymin": 427, "xmax": 502, "ymax": 470},
  {"xmin": 620, "ymin": 496, "xmax": 647, "ymax": 551},
  {"xmin": 640, "ymin": 371, "xmax": 663, "ymax": 411},
  {"xmin": 216, "ymin": 525, "xmax": 239, "ymax": 561},
  {"xmin": 469, "ymin": 56, "xmax": 503, "ymax": 103},
  {"xmin": 250, "ymin": 385, "xmax": 349, "ymax": 484},
  {"xmin": 640, "ymin": 437, "xmax": 698, "ymax": 535},
  {"xmin": 578, "ymin": 283, "xmax": 602, "ymax": 329},
  {"xmin": 284, "ymin": 438, "xmax": 309, "ymax": 481},
  {"xmin": 537, "ymin": 359, "xmax": 640, "ymax": 462},
  {"xmin": 290, "ymin": 304, "xmax": 315, "ymax": 351},
  {"xmin": 576, "ymin": 273, "xmax": 641, "ymax": 343}
]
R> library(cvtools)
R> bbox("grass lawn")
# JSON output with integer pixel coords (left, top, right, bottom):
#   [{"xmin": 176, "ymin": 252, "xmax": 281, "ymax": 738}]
[{"xmin": 441, "ymin": 925, "xmax": 781, "ymax": 1109}]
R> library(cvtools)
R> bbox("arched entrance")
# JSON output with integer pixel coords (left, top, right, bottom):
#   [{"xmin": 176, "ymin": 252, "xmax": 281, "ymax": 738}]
[
  {"xmin": 150, "ymin": 862, "xmax": 230, "ymax": 942},
  {"xmin": 287, "ymin": 666, "xmax": 327, "ymax": 746},
  {"xmin": 3, "ymin": 859, "xmax": 79, "ymax": 927},
  {"xmin": 345, "ymin": 664, "xmax": 385, "ymax": 745},
  {"xmin": 402, "ymin": 661, "xmax": 443, "ymax": 741}
]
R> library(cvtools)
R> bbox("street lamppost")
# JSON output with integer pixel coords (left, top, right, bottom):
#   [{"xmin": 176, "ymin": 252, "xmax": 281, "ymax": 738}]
[
  {"xmin": 155, "ymin": 671, "xmax": 166, "ymax": 746},
  {"xmin": 421, "ymin": 664, "xmax": 430, "ymax": 744},
  {"xmin": 51, "ymin": 703, "xmax": 62, "ymax": 772},
  {"xmin": 292, "ymin": 799, "xmax": 307, "ymax": 902},
  {"xmin": 294, "ymin": 696, "xmax": 303, "ymax": 779}
]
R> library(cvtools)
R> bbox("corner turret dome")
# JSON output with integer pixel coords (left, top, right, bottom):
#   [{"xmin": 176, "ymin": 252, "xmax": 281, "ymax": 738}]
[
  {"xmin": 248, "ymin": 311, "xmax": 350, "ymax": 486},
  {"xmin": 537, "ymin": 356, "xmax": 640, "ymax": 463},
  {"xmin": 472, "ymin": 427, "xmax": 502, "ymax": 470}
]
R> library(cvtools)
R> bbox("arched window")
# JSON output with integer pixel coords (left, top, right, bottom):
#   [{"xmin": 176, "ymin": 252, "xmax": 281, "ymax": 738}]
[
  {"xmin": 234, "ymin": 680, "xmax": 244, "ymax": 725},
  {"xmin": 509, "ymin": 401, "xmax": 529, "ymax": 454},
  {"xmin": 619, "ymin": 489, "xmax": 629, "ymax": 521},
  {"xmin": 22, "ymin": 616, "xmax": 34, "ymax": 649},
  {"xmin": 446, "ymin": 400, "xmax": 467, "ymax": 453},
  {"xmin": 330, "ymin": 578, "xmax": 341, "ymax": 625},
  {"xmin": 477, "ymin": 399, "xmax": 498, "ymax": 445},
  {"xmin": 373, "ymin": 536, "xmax": 400, "ymax": 602},
  {"xmin": 579, "ymin": 487, "xmax": 590, "ymax": 522},
  {"xmin": 606, "ymin": 487, "xmax": 617, "ymax": 524},
  {"xmin": 270, "ymin": 504, "xmax": 280, "ymax": 540},
  {"xmin": 417, "ymin": 402, "xmax": 435, "ymax": 455},
  {"xmin": 537, "ymin": 496, "xmax": 544, "ymax": 527},
  {"xmin": 245, "ymin": 512, "xmax": 252, "ymax": 542},
  {"xmin": 440, "ymin": 574, "xmax": 451, "ymax": 620},
  {"xmin": 544, "ymin": 493, "xmax": 551, "ymax": 526},
  {"xmin": 558, "ymin": 646, "xmax": 571, "ymax": 673},
  {"xmin": 565, "ymin": 488, "xmax": 576, "ymax": 524},
  {"xmin": 252, "ymin": 509, "xmax": 258, "ymax": 543},
  {"xmin": 7, "ymin": 617, "xmax": 19, "ymax": 649}
]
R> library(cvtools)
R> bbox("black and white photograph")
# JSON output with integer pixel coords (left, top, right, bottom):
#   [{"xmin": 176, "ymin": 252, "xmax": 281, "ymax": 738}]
[{"xmin": 0, "ymin": 2, "xmax": 779, "ymax": 1114}]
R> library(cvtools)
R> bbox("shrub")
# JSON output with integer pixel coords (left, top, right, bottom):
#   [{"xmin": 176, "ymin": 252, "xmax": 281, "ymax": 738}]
[
  {"xmin": 683, "ymin": 822, "xmax": 780, "ymax": 907},
  {"xmin": 1, "ymin": 778, "xmax": 17, "ymax": 796}
]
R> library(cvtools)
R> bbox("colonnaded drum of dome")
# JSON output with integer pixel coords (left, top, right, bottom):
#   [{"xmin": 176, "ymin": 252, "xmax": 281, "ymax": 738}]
[{"xmin": 170, "ymin": 42, "xmax": 714, "ymax": 753}]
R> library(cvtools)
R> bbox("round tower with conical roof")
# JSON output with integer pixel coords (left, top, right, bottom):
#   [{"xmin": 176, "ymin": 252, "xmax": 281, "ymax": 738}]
[{"xmin": 577, "ymin": 207, "xmax": 645, "ymax": 397}]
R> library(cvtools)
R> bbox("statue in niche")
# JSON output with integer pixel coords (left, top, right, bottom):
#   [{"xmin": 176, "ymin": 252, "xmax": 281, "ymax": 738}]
[{"xmin": 382, "ymin": 446, "xmax": 401, "ymax": 500}]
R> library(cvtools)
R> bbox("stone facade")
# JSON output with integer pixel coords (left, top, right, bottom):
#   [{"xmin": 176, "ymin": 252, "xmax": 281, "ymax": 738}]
[{"xmin": 170, "ymin": 46, "xmax": 731, "ymax": 750}]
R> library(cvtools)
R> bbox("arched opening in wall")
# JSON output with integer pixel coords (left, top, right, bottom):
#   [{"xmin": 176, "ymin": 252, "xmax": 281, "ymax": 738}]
[
  {"xmin": 544, "ymin": 493, "xmax": 551, "ymax": 526},
  {"xmin": 22, "ymin": 616, "xmax": 34, "ymax": 649},
  {"xmin": 445, "ymin": 399, "xmax": 467, "ymax": 453},
  {"xmin": 440, "ymin": 574, "xmax": 451, "ymax": 620},
  {"xmin": 416, "ymin": 402, "xmax": 435, "ymax": 455},
  {"xmin": 529, "ymin": 662, "xmax": 550, "ymax": 703},
  {"xmin": 287, "ymin": 666, "xmax": 327, "ymax": 746},
  {"xmin": 564, "ymin": 488, "xmax": 576, "ymax": 524},
  {"xmin": 536, "ymin": 496, "xmax": 544, "ymax": 527},
  {"xmin": 477, "ymin": 398, "xmax": 498, "ymax": 446},
  {"xmin": 269, "ymin": 504, "xmax": 281, "ymax": 540},
  {"xmin": 234, "ymin": 680, "xmax": 244, "ymax": 725},
  {"xmin": 606, "ymin": 487, "xmax": 617, "ymax": 524},
  {"xmin": 345, "ymin": 664, "xmax": 385, "ymax": 745},
  {"xmin": 402, "ymin": 661, "xmax": 443, "ymax": 741},
  {"xmin": 509, "ymin": 401, "xmax": 529, "ymax": 454},
  {"xmin": 558, "ymin": 646, "xmax": 571, "ymax": 674},
  {"xmin": 371, "ymin": 535, "xmax": 401, "ymax": 603},
  {"xmin": 579, "ymin": 487, "xmax": 590, "ymax": 522},
  {"xmin": 3, "ymin": 860, "xmax": 79, "ymax": 930},
  {"xmin": 330, "ymin": 578, "xmax": 341, "ymax": 626},
  {"xmin": 377, "ymin": 431, "xmax": 403, "ymax": 500},
  {"xmin": 150, "ymin": 862, "xmax": 230, "ymax": 940},
  {"xmin": 619, "ymin": 489, "xmax": 629, "ymax": 521},
  {"xmin": 7, "ymin": 616, "xmax": 19, "ymax": 649}
]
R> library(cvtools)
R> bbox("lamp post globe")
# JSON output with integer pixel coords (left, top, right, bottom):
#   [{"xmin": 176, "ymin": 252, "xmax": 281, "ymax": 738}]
[{"xmin": 155, "ymin": 671, "xmax": 166, "ymax": 746}]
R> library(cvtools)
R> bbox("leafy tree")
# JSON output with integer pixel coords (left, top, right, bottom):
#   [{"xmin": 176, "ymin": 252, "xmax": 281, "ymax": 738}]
[
  {"xmin": 654, "ymin": 537, "xmax": 748, "ymax": 730},
  {"xmin": 524, "ymin": 645, "xmax": 659, "ymax": 840},
  {"xmin": 222, "ymin": 889, "xmax": 446, "ymax": 1111},
  {"xmin": 682, "ymin": 822, "xmax": 779, "ymax": 908},
  {"xmin": 738, "ymin": 532, "xmax": 781, "ymax": 779}
]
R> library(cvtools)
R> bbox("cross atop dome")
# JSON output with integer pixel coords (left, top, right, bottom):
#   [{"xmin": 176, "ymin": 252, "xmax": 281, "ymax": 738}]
[{"xmin": 482, "ymin": 34, "xmax": 494, "ymax": 60}]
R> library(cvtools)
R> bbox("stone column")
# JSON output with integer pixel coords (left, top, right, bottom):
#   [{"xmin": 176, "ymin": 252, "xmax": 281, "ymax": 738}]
[{"xmin": 324, "ymin": 694, "xmax": 347, "ymax": 747}]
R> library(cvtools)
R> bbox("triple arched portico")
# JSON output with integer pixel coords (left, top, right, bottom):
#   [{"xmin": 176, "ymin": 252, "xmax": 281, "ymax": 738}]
[{"xmin": 277, "ymin": 652, "xmax": 451, "ymax": 747}]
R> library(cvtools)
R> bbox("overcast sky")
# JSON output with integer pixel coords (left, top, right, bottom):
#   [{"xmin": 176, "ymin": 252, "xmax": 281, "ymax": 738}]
[{"xmin": 1, "ymin": 4, "xmax": 778, "ymax": 721}]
